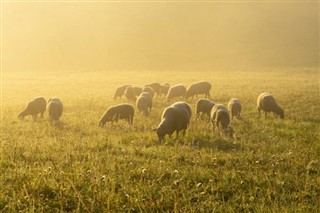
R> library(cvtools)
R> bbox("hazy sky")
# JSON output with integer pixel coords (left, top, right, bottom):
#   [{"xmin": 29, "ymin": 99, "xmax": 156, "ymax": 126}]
[{"xmin": 2, "ymin": 2, "xmax": 319, "ymax": 72}]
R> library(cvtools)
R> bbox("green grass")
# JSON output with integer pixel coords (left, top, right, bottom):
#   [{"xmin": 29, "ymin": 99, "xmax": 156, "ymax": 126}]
[{"xmin": 1, "ymin": 68, "xmax": 320, "ymax": 212}]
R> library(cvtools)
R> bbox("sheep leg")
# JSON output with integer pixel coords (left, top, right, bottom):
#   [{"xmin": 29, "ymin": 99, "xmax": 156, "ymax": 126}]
[
  {"xmin": 40, "ymin": 111, "xmax": 45, "ymax": 118},
  {"xmin": 265, "ymin": 112, "xmax": 267, "ymax": 118}
]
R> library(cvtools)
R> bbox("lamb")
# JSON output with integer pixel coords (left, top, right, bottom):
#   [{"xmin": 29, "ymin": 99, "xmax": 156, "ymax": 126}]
[
  {"xmin": 153, "ymin": 102, "xmax": 192, "ymax": 142},
  {"xmin": 113, "ymin": 85, "xmax": 131, "ymax": 100},
  {"xmin": 136, "ymin": 92, "xmax": 153, "ymax": 116},
  {"xmin": 142, "ymin": 86, "xmax": 155, "ymax": 98},
  {"xmin": 133, "ymin": 86, "xmax": 143, "ymax": 96},
  {"xmin": 99, "ymin": 103, "xmax": 134, "ymax": 127},
  {"xmin": 228, "ymin": 98, "xmax": 242, "ymax": 119},
  {"xmin": 144, "ymin": 82, "xmax": 161, "ymax": 94},
  {"xmin": 257, "ymin": 92, "xmax": 284, "ymax": 119},
  {"xmin": 47, "ymin": 98, "xmax": 63, "ymax": 125},
  {"xmin": 195, "ymin": 98, "xmax": 215, "ymax": 121},
  {"xmin": 185, "ymin": 81, "xmax": 211, "ymax": 99},
  {"xmin": 18, "ymin": 96, "xmax": 46, "ymax": 121},
  {"xmin": 159, "ymin": 83, "xmax": 170, "ymax": 96},
  {"xmin": 210, "ymin": 104, "xmax": 233, "ymax": 136},
  {"xmin": 166, "ymin": 84, "xmax": 186, "ymax": 101},
  {"xmin": 124, "ymin": 86, "xmax": 136, "ymax": 102}
]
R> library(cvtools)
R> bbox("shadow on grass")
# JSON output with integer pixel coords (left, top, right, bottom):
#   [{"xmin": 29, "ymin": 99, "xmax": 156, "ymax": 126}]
[{"xmin": 188, "ymin": 135, "xmax": 240, "ymax": 151}]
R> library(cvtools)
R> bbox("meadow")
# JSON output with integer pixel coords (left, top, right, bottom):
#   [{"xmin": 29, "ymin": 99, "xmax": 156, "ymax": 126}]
[{"xmin": 1, "ymin": 68, "xmax": 319, "ymax": 212}]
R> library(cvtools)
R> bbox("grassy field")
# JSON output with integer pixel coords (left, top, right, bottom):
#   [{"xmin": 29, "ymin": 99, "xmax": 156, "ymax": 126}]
[{"xmin": 1, "ymin": 68, "xmax": 320, "ymax": 212}]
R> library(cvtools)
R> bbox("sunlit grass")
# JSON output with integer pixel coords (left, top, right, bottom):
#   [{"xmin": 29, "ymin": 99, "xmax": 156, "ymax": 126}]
[{"xmin": 1, "ymin": 68, "xmax": 320, "ymax": 212}]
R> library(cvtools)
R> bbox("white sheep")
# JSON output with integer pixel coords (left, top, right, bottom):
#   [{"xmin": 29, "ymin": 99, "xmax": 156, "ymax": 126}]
[
  {"xmin": 99, "ymin": 103, "xmax": 134, "ymax": 126},
  {"xmin": 144, "ymin": 82, "xmax": 161, "ymax": 94},
  {"xmin": 136, "ymin": 92, "xmax": 153, "ymax": 116},
  {"xmin": 47, "ymin": 97, "xmax": 63, "ymax": 125},
  {"xmin": 166, "ymin": 84, "xmax": 186, "ymax": 101},
  {"xmin": 228, "ymin": 98, "xmax": 242, "ymax": 119},
  {"xmin": 113, "ymin": 85, "xmax": 131, "ymax": 100},
  {"xmin": 210, "ymin": 104, "xmax": 233, "ymax": 137},
  {"xmin": 18, "ymin": 97, "xmax": 46, "ymax": 121},
  {"xmin": 142, "ymin": 86, "xmax": 155, "ymax": 98},
  {"xmin": 124, "ymin": 86, "xmax": 137, "ymax": 102},
  {"xmin": 195, "ymin": 98, "xmax": 215, "ymax": 121},
  {"xmin": 153, "ymin": 102, "xmax": 192, "ymax": 142},
  {"xmin": 185, "ymin": 81, "xmax": 211, "ymax": 99},
  {"xmin": 257, "ymin": 92, "xmax": 284, "ymax": 119}
]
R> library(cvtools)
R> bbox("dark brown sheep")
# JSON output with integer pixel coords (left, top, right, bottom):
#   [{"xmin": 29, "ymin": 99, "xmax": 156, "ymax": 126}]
[
  {"xmin": 257, "ymin": 92, "xmax": 284, "ymax": 119},
  {"xmin": 210, "ymin": 104, "xmax": 233, "ymax": 136},
  {"xmin": 113, "ymin": 85, "xmax": 131, "ymax": 100},
  {"xmin": 154, "ymin": 102, "xmax": 192, "ymax": 142},
  {"xmin": 195, "ymin": 98, "xmax": 215, "ymax": 121},
  {"xmin": 228, "ymin": 98, "xmax": 242, "ymax": 119},
  {"xmin": 166, "ymin": 84, "xmax": 186, "ymax": 101},
  {"xmin": 47, "ymin": 98, "xmax": 63, "ymax": 125},
  {"xmin": 18, "ymin": 97, "xmax": 46, "ymax": 121},
  {"xmin": 99, "ymin": 104, "xmax": 134, "ymax": 127},
  {"xmin": 136, "ymin": 92, "xmax": 153, "ymax": 116},
  {"xmin": 185, "ymin": 81, "xmax": 211, "ymax": 99}
]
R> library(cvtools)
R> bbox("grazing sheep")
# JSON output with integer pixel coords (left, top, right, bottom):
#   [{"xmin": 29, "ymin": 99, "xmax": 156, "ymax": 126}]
[
  {"xmin": 195, "ymin": 98, "xmax": 215, "ymax": 121},
  {"xmin": 99, "ymin": 103, "xmax": 134, "ymax": 127},
  {"xmin": 210, "ymin": 104, "xmax": 233, "ymax": 136},
  {"xmin": 228, "ymin": 98, "xmax": 242, "ymax": 119},
  {"xmin": 142, "ymin": 86, "xmax": 155, "ymax": 98},
  {"xmin": 47, "ymin": 98, "xmax": 63, "ymax": 125},
  {"xmin": 166, "ymin": 84, "xmax": 186, "ymax": 101},
  {"xmin": 18, "ymin": 97, "xmax": 46, "ymax": 121},
  {"xmin": 154, "ymin": 102, "xmax": 192, "ymax": 142},
  {"xmin": 257, "ymin": 92, "xmax": 284, "ymax": 119},
  {"xmin": 124, "ymin": 86, "xmax": 136, "ymax": 102},
  {"xmin": 133, "ymin": 86, "xmax": 143, "ymax": 96},
  {"xmin": 113, "ymin": 85, "xmax": 131, "ymax": 100},
  {"xmin": 136, "ymin": 92, "xmax": 153, "ymax": 116},
  {"xmin": 159, "ymin": 83, "xmax": 170, "ymax": 96},
  {"xmin": 185, "ymin": 81, "xmax": 211, "ymax": 99},
  {"xmin": 144, "ymin": 82, "xmax": 161, "ymax": 94}
]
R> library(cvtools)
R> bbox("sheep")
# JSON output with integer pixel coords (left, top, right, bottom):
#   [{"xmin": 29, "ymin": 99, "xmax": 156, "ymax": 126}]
[
  {"xmin": 47, "ymin": 98, "xmax": 63, "ymax": 125},
  {"xmin": 257, "ymin": 92, "xmax": 284, "ymax": 119},
  {"xmin": 185, "ymin": 81, "xmax": 211, "ymax": 99},
  {"xmin": 153, "ymin": 102, "xmax": 192, "ymax": 142},
  {"xmin": 133, "ymin": 86, "xmax": 143, "ymax": 96},
  {"xmin": 228, "ymin": 98, "xmax": 242, "ymax": 119},
  {"xmin": 195, "ymin": 98, "xmax": 215, "ymax": 121},
  {"xmin": 113, "ymin": 85, "xmax": 131, "ymax": 100},
  {"xmin": 99, "ymin": 103, "xmax": 134, "ymax": 127},
  {"xmin": 159, "ymin": 83, "xmax": 170, "ymax": 96},
  {"xmin": 166, "ymin": 84, "xmax": 186, "ymax": 101},
  {"xmin": 142, "ymin": 86, "xmax": 155, "ymax": 98},
  {"xmin": 124, "ymin": 86, "xmax": 136, "ymax": 102},
  {"xmin": 136, "ymin": 92, "xmax": 153, "ymax": 116},
  {"xmin": 18, "ymin": 97, "xmax": 46, "ymax": 121},
  {"xmin": 144, "ymin": 82, "xmax": 161, "ymax": 94},
  {"xmin": 210, "ymin": 104, "xmax": 233, "ymax": 137}
]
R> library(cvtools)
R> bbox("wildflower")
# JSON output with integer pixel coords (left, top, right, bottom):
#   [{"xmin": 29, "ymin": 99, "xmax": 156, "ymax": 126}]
[
  {"xmin": 196, "ymin": 183, "xmax": 203, "ymax": 187},
  {"xmin": 173, "ymin": 170, "xmax": 179, "ymax": 174},
  {"xmin": 101, "ymin": 175, "xmax": 106, "ymax": 181},
  {"xmin": 141, "ymin": 168, "xmax": 146, "ymax": 174}
]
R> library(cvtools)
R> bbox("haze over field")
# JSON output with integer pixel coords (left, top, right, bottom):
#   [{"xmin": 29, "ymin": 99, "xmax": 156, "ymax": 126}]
[{"xmin": 2, "ymin": 1, "xmax": 319, "ymax": 72}]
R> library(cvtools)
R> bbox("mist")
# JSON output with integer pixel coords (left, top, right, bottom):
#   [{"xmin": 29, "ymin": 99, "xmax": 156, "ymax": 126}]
[{"xmin": 2, "ymin": 2, "xmax": 319, "ymax": 72}]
